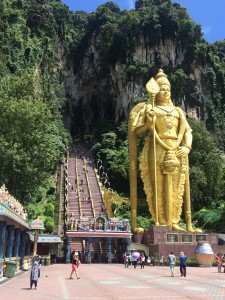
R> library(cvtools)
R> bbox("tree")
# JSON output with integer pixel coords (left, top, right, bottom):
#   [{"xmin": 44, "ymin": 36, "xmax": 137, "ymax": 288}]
[
  {"xmin": 192, "ymin": 207, "xmax": 223, "ymax": 232},
  {"xmin": 95, "ymin": 2, "xmax": 121, "ymax": 26},
  {"xmin": 92, "ymin": 125, "xmax": 129, "ymax": 194},
  {"xmin": 170, "ymin": 69, "xmax": 188, "ymax": 103},
  {"xmin": 44, "ymin": 203, "xmax": 55, "ymax": 218},
  {"xmin": 189, "ymin": 118, "xmax": 225, "ymax": 211},
  {"xmin": 0, "ymin": 72, "xmax": 71, "ymax": 199},
  {"xmin": 44, "ymin": 216, "xmax": 54, "ymax": 233},
  {"xmin": 135, "ymin": 0, "xmax": 171, "ymax": 10}
]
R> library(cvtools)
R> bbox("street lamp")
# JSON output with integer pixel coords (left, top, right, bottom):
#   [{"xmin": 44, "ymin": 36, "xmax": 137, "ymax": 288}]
[
  {"xmin": 96, "ymin": 153, "xmax": 100, "ymax": 164},
  {"xmin": 105, "ymin": 181, "xmax": 110, "ymax": 188},
  {"xmin": 30, "ymin": 218, "xmax": 45, "ymax": 256},
  {"xmin": 99, "ymin": 165, "xmax": 104, "ymax": 177},
  {"xmin": 102, "ymin": 172, "xmax": 107, "ymax": 178},
  {"xmin": 104, "ymin": 178, "xmax": 108, "ymax": 187},
  {"xmin": 97, "ymin": 159, "xmax": 102, "ymax": 174}
]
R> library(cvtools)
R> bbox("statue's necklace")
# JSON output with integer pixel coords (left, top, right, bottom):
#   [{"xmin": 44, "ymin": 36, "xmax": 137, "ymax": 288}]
[
  {"xmin": 150, "ymin": 107, "xmax": 186, "ymax": 151},
  {"xmin": 157, "ymin": 107, "xmax": 176, "ymax": 129},
  {"xmin": 157, "ymin": 106, "xmax": 175, "ymax": 113}
]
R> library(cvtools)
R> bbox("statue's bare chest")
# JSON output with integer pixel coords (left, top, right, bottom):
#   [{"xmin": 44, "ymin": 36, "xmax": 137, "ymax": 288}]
[{"xmin": 155, "ymin": 106, "xmax": 179, "ymax": 129}]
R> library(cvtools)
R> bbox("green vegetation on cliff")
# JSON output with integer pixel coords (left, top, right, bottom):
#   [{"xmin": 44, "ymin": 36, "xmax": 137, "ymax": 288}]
[
  {"xmin": 0, "ymin": 0, "xmax": 225, "ymax": 232},
  {"xmin": 0, "ymin": 0, "xmax": 75, "ymax": 230}
]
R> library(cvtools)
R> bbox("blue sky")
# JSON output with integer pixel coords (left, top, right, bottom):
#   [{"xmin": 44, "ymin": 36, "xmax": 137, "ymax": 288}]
[{"xmin": 61, "ymin": 0, "xmax": 225, "ymax": 43}]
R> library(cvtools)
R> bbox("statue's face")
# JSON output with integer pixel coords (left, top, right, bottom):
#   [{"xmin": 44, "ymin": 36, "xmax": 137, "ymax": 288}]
[{"xmin": 157, "ymin": 84, "xmax": 171, "ymax": 102}]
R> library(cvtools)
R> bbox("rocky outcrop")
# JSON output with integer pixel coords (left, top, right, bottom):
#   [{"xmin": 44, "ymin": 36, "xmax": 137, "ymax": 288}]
[{"xmin": 63, "ymin": 33, "xmax": 211, "ymax": 134}]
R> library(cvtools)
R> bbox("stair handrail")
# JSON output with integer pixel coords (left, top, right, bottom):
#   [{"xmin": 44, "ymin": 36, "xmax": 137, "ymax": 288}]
[
  {"xmin": 94, "ymin": 167, "xmax": 105, "ymax": 202},
  {"xmin": 83, "ymin": 158, "xmax": 95, "ymax": 218},
  {"xmin": 64, "ymin": 151, "xmax": 69, "ymax": 224},
  {"xmin": 93, "ymin": 167, "xmax": 109, "ymax": 220},
  {"xmin": 56, "ymin": 155, "xmax": 66, "ymax": 236},
  {"xmin": 75, "ymin": 155, "xmax": 82, "ymax": 217}
]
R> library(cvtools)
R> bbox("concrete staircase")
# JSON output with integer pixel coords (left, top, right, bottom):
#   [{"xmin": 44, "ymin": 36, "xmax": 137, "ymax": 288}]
[
  {"xmin": 67, "ymin": 144, "xmax": 107, "ymax": 221},
  {"xmin": 67, "ymin": 152, "xmax": 80, "ymax": 219}
]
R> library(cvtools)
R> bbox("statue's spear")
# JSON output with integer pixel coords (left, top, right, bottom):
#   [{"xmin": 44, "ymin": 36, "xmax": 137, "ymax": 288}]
[{"xmin": 146, "ymin": 78, "xmax": 160, "ymax": 226}]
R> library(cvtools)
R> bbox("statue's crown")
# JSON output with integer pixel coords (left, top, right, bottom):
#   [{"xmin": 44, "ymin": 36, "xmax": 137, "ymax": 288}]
[{"xmin": 155, "ymin": 69, "xmax": 170, "ymax": 87}]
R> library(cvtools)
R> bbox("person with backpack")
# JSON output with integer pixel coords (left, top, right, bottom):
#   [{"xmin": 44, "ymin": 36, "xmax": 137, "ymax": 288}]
[
  {"xmin": 168, "ymin": 251, "xmax": 176, "ymax": 277},
  {"xmin": 179, "ymin": 252, "xmax": 187, "ymax": 277}
]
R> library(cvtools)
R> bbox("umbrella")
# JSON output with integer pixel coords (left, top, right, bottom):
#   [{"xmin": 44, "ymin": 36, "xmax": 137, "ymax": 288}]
[{"xmin": 132, "ymin": 252, "xmax": 140, "ymax": 259}]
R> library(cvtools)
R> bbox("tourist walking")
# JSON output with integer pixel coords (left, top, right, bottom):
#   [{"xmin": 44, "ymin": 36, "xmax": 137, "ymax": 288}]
[
  {"xmin": 30, "ymin": 256, "xmax": 40, "ymax": 290},
  {"xmin": 159, "ymin": 254, "xmax": 164, "ymax": 266},
  {"xmin": 70, "ymin": 252, "xmax": 80, "ymax": 279},
  {"xmin": 221, "ymin": 254, "xmax": 225, "ymax": 273},
  {"xmin": 124, "ymin": 253, "xmax": 129, "ymax": 268},
  {"xmin": 215, "ymin": 253, "xmax": 222, "ymax": 273},
  {"xmin": 168, "ymin": 251, "xmax": 176, "ymax": 277},
  {"xmin": 129, "ymin": 253, "xmax": 133, "ymax": 266},
  {"xmin": 132, "ymin": 257, "xmax": 138, "ymax": 269},
  {"xmin": 179, "ymin": 252, "xmax": 187, "ymax": 277},
  {"xmin": 140, "ymin": 253, "xmax": 146, "ymax": 269},
  {"xmin": 151, "ymin": 256, "xmax": 155, "ymax": 266}
]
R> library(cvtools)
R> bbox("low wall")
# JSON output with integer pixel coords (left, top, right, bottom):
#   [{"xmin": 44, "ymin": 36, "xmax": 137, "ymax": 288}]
[{"xmin": 139, "ymin": 226, "xmax": 225, "ymax": 258}]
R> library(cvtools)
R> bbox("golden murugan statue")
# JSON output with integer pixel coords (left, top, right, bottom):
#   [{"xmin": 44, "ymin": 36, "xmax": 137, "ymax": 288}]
[{"xmin": 129, "ymin": 69, "xmax": 197, "ymax": 232}]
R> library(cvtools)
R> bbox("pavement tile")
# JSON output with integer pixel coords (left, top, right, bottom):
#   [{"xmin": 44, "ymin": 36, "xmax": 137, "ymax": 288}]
[{"xmin": 0, "ymin": 264, "xmax": 225, "ymax": 299}]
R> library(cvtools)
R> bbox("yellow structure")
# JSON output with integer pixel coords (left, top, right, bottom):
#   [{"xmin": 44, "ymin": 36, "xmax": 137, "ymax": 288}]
[{"xmin": 129, "ymin": 69, "xmax": 196, "ymax": 232}]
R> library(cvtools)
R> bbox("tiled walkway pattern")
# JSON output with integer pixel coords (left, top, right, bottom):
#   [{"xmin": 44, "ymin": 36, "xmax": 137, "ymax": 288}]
[{"xmin": 1, "ymin": 264, "xmax": 225, "ymax": 299}]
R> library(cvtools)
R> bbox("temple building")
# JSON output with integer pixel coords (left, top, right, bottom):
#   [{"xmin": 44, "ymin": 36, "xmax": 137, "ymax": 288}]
[
  {"xmin": 0, "ymin": 185, "xmax": 30, "ymax": 278},
  {"xmin": 0, "ymin": 185, "xmax": 62, "ymax": 278}
]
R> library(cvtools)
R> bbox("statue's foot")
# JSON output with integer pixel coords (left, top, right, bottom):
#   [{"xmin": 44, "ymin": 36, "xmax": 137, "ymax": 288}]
[
  {"xmin": 187, "ymin": 225, "xmax": 202, "ymax": 232},
  {"xmin": 172, "ymin": 224, "xmax": 185, "ymax": 231},
  {"xmin": 193, "ymin": 228, "xmax": 202, "ymax": 232}
]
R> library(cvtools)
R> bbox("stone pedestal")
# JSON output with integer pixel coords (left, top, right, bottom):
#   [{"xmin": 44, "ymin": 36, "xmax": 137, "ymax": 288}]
[
  {"xmin": 142, "ymin": 226, "xmax": 222, "ymax": 259},
  {"xmin": 133, "ymin": 228, "xmax": 144, "ymax": 244},
  {"xmin": 134, "ymin": 232, "xmax": 144, "ymax": 244}
]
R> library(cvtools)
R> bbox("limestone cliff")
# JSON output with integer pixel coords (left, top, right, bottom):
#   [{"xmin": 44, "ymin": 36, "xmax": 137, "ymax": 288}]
[
  {"xmin": 64, "ymin": 36, "xmax": 201, "ymax": 134},
  {"xmin": 62, "ymin": 1, "xmax": 225, "ymax": 138}
]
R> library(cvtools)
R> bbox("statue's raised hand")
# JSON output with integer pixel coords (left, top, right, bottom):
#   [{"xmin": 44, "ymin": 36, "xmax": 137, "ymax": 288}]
[{"xmin": 146, "ymin": 105, "xmax": 155, "ymax": 124}]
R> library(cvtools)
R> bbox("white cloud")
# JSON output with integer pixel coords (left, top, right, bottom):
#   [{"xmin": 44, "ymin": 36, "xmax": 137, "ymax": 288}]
[
  {"xmin": 202, "ymin": 25, "xmax": 212, "ymax": 35},
  {"xmin": 126, "ymin": 0, "xmax": 135, "ymax": 10}
]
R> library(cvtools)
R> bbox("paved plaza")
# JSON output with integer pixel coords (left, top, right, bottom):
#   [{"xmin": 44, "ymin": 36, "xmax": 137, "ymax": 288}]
[{"xmin": 0, "ymin": 263, "xmax": 225, "ymax": 299}]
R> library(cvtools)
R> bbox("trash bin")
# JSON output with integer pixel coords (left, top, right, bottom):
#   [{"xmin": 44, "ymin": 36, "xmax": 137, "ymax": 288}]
[
  {"xmin": 5, "ymin": 261, "xmax": 17, "ymax": 278},
  {"xmin": 40, "ymin": 257, "xmax": 45, "ymax": 266},
  {"xmin": 45, "ymin": 257, "xmax": 50, "ymax": 266}
]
